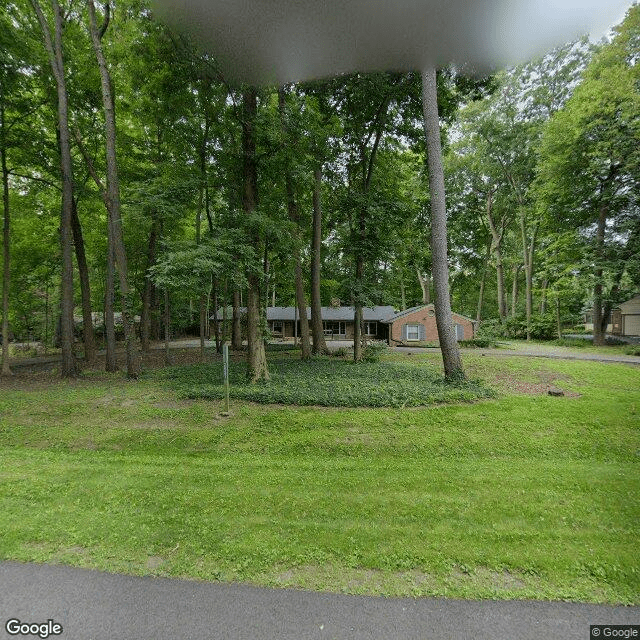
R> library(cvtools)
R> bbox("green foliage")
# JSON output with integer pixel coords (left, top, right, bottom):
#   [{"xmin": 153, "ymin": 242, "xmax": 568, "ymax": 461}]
[
  {"xmin": 165, "ymin": 357, "xmax": 493, "ymax": 408},
  {"xmin": 459, "ymin": 338, "xmax": 497, "ymax": 348},
  {"xmin": 477, "ymin": 315, "xmax": 559, "ymax": 341},
  {"xmin": 623, "ymin": 344, "xmax": 640, "ymax": 356},
  {"xmin": 361, "ymin": 340, "xmax": 387, "ymax": 362}
]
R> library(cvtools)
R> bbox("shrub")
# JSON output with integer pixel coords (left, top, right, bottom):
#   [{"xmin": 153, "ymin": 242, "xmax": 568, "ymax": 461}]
[
  {"xmin": 459, "ymin": 338, "xmax": 497, "ymax": 348},
  {"xmin": 623, "ymin": 344, "xmax": 640, "ymax": 356},
  {"xmin": 548, "ymin": 338, "xmax": 590, "ymax": 348},
  {"xmin": 362, "ymin": 341, "xmax": 388, "ymax": 362},
  {"xmin": 332, "ymin": 346, "xmax": 353, "ymax": 358}
]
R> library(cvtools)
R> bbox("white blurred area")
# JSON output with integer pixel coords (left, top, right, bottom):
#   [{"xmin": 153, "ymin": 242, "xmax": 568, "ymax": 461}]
[{"xmin": 152, "ymin": 0, "xmax": 635, "ymax": 83}]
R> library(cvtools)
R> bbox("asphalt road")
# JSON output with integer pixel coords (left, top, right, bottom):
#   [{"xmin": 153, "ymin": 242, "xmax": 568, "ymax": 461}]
[{"xmin": 1, "ymin": 562, "xmax": 638, "ymax": 640}]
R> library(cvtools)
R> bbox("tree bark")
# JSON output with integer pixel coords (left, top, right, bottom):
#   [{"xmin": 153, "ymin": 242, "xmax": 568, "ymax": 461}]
[
  {"xmin": 104, "ymin": 234, "xmax": 117, "ymax": 371},
  {"xmin": 485, "ymin": 190, "xmax": 506, "ymax": 319},
  {"xmin": 416, "ymin": 268, "xmax": 430, "ymax": 305},
  {"xmin": 140, "ymin": 220, "xmax": 157, "ymax": 352},
  {"xmin": 242, "ymin": 88, "xmax": 268, "ymax": 381},
  {"xmin": 311, "ymin": 166, "xmax": 328, "ymax": 355},
  {"xmin": 1, "ymin": 101, "xmax": 12, "ymax": 376},
  {"xmin": 278, "ymin": 88, "xmax": 311, "ymax": 359},
  {"xmin": 71, "ymin": 198, "xmax": 96, "ymax": 362},
  {"xmin": 520, "ymin": 213, "xmax": 539, "ymax": 341},
  {"xmin": 87, "ymin": 0, "xmax": 140, "ymax": 378},
  {"xmin": 232, "ymin": 289, "xmax": 242, "ymax": 350},
  {"xmin": 511, "ymin": 264, "xmax": 521, "ymax": 318},
  {"xmin": 31, "ymin": 0, "xmax": 77, "ymax": 377},
  {"xmin": 164, "ymin": 287, "xmax": 171, "ymax": 365},
  {"xmin": 421, "ymin": 67, "xmax": 464, "ymax": 380},
  {"xmin": 476, "ymin": 240, "xmax": 491, "ymax": 323},
  {"xmin": 592, "ymin": 202, "xmax": 608, "ymax": 346}
]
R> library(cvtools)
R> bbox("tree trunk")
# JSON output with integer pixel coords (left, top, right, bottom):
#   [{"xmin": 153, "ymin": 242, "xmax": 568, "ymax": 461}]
[
  {"xmin": 71, "ymin": 198, "xmax": 96, "ymax": 363},
  {"xmin": 278, "ymin": 88, "xmax": 311, "ymax": 359},
  {"xmin": 212, "ymin": 282, "xmax": 221, "ymax": 353},
  {"xmin": 539, "ymin": 278, "xmax": 549, "ymax": 314},
  {"xmin": 242, "ymin": 88, "xmax": 268, "ymax": 381},
  {"xmin": 294, "ymin": 256, "xmax": 311, "ymax": 359},
  {"xmin": 88, "ymin": 0, "xmax": 140, "ymax": 378},
  {"xmin": 353, "ymin": 252, "xmax": 364, "ymax": 362},
  {"xmin": 140, "ymin": 220, "xmax": 157, "ymax": 352},
  {"xmin": 511, "ymin": 264, "xmax": 521, "ymax": 318},
  {"xmin": 592, "ymin": 203, "xmax": 608, "ymax": 346},
  {"xmin": 232, "ymin": 289, "xmax": 242, "ymax": 350},
  {"xmin": 485, "ymin": 191, "xmax": 506, "ymax": 319},
  {"xmin": 311, "ymin": 166, "xmax": 328, "ymax": 355},
  {"xmin": 164, "ymin": 287, "xmax": 171, "ymax": 365},
  {"xmin": 556, "ymin": 294, "xmax": 562, "ymax": 340},
  {"xmin": 421, "ymin": 67, "xmax": 464, "ymax": 380},
  {"xmin": 104, "ymin": 226, "xmax": 117, "ymax": 371},
  {"xmin": 519, "ymin": 213, "xmax": 538, "ymax": 341},
  {"xmin": 400, "ymin": 277, "xmax": 406, "ymax": 311},
  {"xmin": 416, "ymin": 268, "xmax": 430, "ymax": 305},
  {"xmin": 1, "ymin": 102, "xmax": 12, "ymax": 376},
  {"xmin": 32, "ymin": 0, "xmax": 77, "ymax": 377},
  {"xmin": 476, "ymin": 240, "xmax": 491, "ymax": 323}
]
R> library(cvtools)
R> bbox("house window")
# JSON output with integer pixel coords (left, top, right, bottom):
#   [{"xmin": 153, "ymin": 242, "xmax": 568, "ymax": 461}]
[
  {"xmin": 406, "ymin": 324, "xmax": 421, "ymax": 341},
  {"xmin": 271, "ymin": 320, "xmax": 283, "ymax": 335},
  {"xmin": 455, "ymin": 323, "xmax": 464, "ymax": 340},
  {"xmin": 364, "ymin": 321, "xmax": 377, "ymax": 336},
  {"xmin": 323, "ymin": 321, "xmax": 346, "ymax": 336}
]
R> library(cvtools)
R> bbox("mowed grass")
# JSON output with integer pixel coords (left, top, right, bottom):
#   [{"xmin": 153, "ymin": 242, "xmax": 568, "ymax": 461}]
[{"xmin": 0, "ymin": 353, "xmax": 638, "ymax": 604}]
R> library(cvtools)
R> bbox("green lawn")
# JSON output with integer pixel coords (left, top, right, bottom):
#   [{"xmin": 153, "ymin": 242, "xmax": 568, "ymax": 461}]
[{"xmin": 0, "ymin": 352, "xmax": 638, "ymax": 603}]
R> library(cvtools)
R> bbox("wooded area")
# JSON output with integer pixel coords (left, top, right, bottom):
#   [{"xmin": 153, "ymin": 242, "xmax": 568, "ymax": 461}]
[{"xmin": 1, "ymin": 1, "xmax": 638, "ymax": 379}]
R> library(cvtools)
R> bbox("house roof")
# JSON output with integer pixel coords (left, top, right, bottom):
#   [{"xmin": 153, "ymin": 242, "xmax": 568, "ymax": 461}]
[
  {"xmin": 619, "ymin": 294, "xmax": 640, "ymax": 313},
  {"xmin": 381, "ymin": 304, "xmax": 476, "ymax": 324},
  {"xmin": 213, "ymin": 306, "xmax": 396, "ymax": 322}
]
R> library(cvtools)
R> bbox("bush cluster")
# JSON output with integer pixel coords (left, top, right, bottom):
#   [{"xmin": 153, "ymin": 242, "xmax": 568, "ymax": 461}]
[
  {"xmin": 623, "ymin": 344, "xmax": 640, "ymax": 356},
  {"xmin": 476, "ymin": 314, "xmax": 567, "ymax": 341}
]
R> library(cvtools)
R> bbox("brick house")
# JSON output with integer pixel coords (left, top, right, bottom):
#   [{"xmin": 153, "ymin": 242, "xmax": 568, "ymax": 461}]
[
  {"xmin": 214, "ymin": 304, "xmax": 475, "ymax": 344},
  {"xmin": 383, "ymin": 305, "xmax": 476, "ymax": 345}
]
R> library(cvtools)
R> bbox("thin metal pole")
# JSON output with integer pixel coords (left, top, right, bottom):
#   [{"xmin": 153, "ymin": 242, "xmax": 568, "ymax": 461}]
[{"xmin": 222, "ymin": 343, "xmax": 230, "ymax": 416}]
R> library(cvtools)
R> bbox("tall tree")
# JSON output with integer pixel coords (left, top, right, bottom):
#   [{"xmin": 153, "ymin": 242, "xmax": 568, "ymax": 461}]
[
  {"xmin": 536, "ymin": 6, "xmax": 640, "ymax": 345},
  {"xmin": 421, "ymin": 67, "xmax": 463, "ymax": 379},
  {"xmin": 87, "ymin": 0, "xmax": 140, "ymax": 377},
  {"xmin": 242, "ymin": 88, "xmax": 269, "ymax": 381},
  {"xmin": 30, "ymin": 0, "xmax": 77, "ymax": 377}
]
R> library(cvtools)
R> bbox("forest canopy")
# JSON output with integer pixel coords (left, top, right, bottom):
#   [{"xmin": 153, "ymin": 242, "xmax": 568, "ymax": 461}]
[{"xmin": 1, "ymin": 0, "xmax": 638, "ymax": 378}]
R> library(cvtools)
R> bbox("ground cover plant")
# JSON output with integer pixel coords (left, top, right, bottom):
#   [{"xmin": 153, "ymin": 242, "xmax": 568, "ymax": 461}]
[
  {"xmin": 0, "ymin": 353, "xmax": 638, "ymax": 604},
  {"xmin": 163, "ymin": 355, "xmax": 494, "ymax": 407}
]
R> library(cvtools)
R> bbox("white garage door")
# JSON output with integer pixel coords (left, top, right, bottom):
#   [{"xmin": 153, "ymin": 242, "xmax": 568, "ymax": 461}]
[{"xmin": 624, "ymin": 315, "xmax": 640, "ymax": 336}]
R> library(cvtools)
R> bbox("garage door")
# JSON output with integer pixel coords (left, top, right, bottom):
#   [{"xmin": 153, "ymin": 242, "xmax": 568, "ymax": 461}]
[{"xmin": 624, "ymin": 315, "xmax": 640, "ymax": 336}]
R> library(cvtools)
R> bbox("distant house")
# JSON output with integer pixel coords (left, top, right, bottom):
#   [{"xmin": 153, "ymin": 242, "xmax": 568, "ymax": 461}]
[
  {"xmin": 215, "ymin": 306, "xmax": 395, "ymax": 341},
  {"xmin": 383, "ymin": 305, "xmax": 476, "ymax": 345},
  {"xmin": 214, "ymin": 304, "xmax": 475, "ymax": 344},
  {"xmin": 584, "ymin": 294, "xmax": 640, "ymax": 336},
  {"xmin": 611, "ymin": 295, "xmax": 640, "ymax": 336}
]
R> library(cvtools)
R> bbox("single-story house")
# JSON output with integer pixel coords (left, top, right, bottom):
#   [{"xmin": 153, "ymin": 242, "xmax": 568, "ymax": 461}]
[
  {"xmin": 213, "ymin": 304, "xmax": 475, "ymax": 344},
  {"xmin": 611, "ymin": 295, "xmax": 640, "ymax": 336},
  {"xmin": 383, "ymin": 305, "xmax": 476, "ymax": 345},
  {"xmin": 214, "ymin": 306, "xmax": 395, "ymax": 341}
]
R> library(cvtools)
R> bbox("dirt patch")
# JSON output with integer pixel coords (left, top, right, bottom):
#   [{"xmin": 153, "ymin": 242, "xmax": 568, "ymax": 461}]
[{"xmin": 492, "ymin": 372, "xmax": 581, "ymax": 397}]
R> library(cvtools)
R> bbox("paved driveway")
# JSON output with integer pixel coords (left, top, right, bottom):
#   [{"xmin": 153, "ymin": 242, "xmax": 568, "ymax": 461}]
[{"xmin": 1, "ymin": 562, "xmax": 638, "ymax": 640}]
